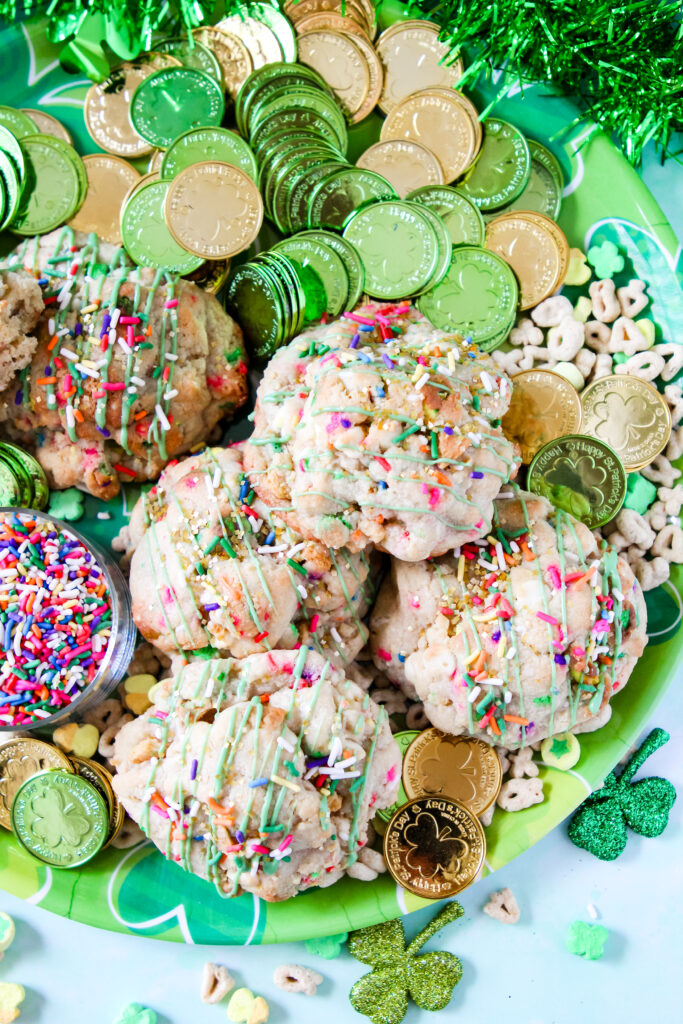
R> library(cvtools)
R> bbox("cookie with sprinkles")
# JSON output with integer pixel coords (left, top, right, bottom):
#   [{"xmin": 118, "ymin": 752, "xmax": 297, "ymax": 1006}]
[
  {"xmin": 111, "ymin": 649, "xmax": 401, "ymax": 901},
  {"xmin": 0, "ymin": 228, "xmax": 248, "ymax": 499},
  {"xmin": 244, "ymin": 302, "xmax": 519, "ymax": 560},
  {"xmin": 119, "ymin": 444, "xmax": 378, "ymax": 667},
  {"xmin": 370, "ymin": 488, "xmax": 647, "ymax": 749}
]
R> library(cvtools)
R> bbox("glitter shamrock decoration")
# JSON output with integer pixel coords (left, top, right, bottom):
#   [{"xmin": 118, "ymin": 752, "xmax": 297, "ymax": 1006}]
[
  {"xmin": 586, "ymin": 240, "xmax": 625, "ymax": 278},
  {"xmin": 568, "ymin": 728, "xmax": 676, "ymax": 860},
  {"xmin": 348, "ymin": 902, "xmax": 463, "ymax": 1024}
]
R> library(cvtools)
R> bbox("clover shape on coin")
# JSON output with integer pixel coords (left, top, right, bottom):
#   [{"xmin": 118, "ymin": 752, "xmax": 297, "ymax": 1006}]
[
  {"xmin": 568, "ymin": 728, "xmax": 676, "ymax": 860},
  {"xmin": 587, "ymin": 239, "xmax": 625, "ymax": 278},
  {"xmin": 590, "ymin": 391, "xmax": 657, "ymax": 450},
  {"xmin": 348, "ymin": 903, "xmax": 464, "ymax": 1024},
  {"xmin": 29, "ymin": 787, "xmax": 89, "ymax": 848},
  {"xmin": 437, "ymin": 264, "xmax": 498, "ymax": 327},
  {"xmin": 421, "ymin": 744, "xmax": 478, "ymax": 804},
  {"xmin": 543, "ymin": 453, "xmax": 607, "ymax": 518},
  {"xmin": 404, "ymin": 811, "xmax": 465, "ymax": 880}
]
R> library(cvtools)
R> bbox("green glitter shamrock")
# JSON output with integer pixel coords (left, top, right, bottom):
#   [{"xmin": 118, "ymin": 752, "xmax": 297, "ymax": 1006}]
[
  {"xmin": 48, "ymin": 487, "xmax": 84, "ymax": 521},
  {"xmin": 565, "ymin": 921, "xmax": 610, "ymax": 960},
  {"xmin": 348, "ymin": 902, "xmax": 464, "ymax": 1024},
  {"xmin": 586, "ymin": 240, "xmax": 625, "ymax": 278},
  {"xmin": 568, "ymin": 728, "xmax": 676, "ymax": 860},
  {"xmin": 305, "ymin": 931, "xmax": 349, "ymax": 959}
]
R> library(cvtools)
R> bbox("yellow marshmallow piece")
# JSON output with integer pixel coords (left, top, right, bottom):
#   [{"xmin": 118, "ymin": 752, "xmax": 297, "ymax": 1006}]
[
  {"xmin": 0, "ymin": 982, "xmax": 25, "ymax": 1024},
  {"xmin": 123, "ymin": 674, "xmax": 157, "ymax": 715},
  {"xmin": 564, "ymin": 248, "xmax": 592, "ymax": 286},
  {"xmin": 572, "ymin": 295, "xmax": 593, "ymax": 323},
  {"xmin": 227, "ymin": 989, "xmax": 256, "ymax": 1023},
  {"xmin": 634, "ymin": 318, "xmax": 655, "ymax": 348}
]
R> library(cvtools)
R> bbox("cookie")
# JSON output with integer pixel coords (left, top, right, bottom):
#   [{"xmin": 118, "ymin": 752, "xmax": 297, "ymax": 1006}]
[{"xmin": 0, "ymin": 270, "xmax": 44, "ymax": 391}]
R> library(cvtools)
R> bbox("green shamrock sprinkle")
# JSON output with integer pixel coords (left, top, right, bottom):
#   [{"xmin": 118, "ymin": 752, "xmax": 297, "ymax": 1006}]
[
  {"xmin": 565, "ymin": 921, "xmax": 609, "ymax": 960},
  {"xmin": 586, "ymin": 240, "xmax": 625, "ymax": 278},
  {"xmin": 348, "ymin": 902, "xmax": 464, "ymax": 1024},
  {"xmin": 568, "ymin": 728, "xmax": 676, "ymax": 860},
  {"xmin": 48, "ymin": 487, "xmax": 84, "ymax": 521},
  {"xmin": 305, "ymin": 932, "xmax": 349, "ymax": 959}
]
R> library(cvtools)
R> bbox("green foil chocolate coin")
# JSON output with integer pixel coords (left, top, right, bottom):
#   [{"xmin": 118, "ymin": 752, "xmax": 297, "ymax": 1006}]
[
  {"xmin": 274, "ymin": 235, "xmax": 349, "ymax": 315},
  {"xmin": 0, "ymin": 442, "xmax": 49, "ymax": 509},
  {"xmin": 39, "ymin": 134, "xmax": 88, "ymax": 207},
  {"xmin": 527, "ymin": 434, "xmax": 627, "ymax": 529},
  {"xmin": 501, "ymin": 139, "xmax": 563, "ymax": 219},
  {"xmin": 161, "ymin": 127, "xmax": 258, "ymax": 183},
  {"xmin": 458, "ymin": 119, "xmax": 530, "ymax": 211},
  {"xmin": 10, "ymin": 135, "xmax": 82, "ymax": 235},
  {"xmin": 298, "ymin": 230, "xmax": 365, "ymax": 308},
  {"xmin": 250, "ymin": 88, "xmax": 347, "ymax": 151},
  {"xmin": 414, "ymin": 205, "xmax": 454, "ymax": 293},
  {"xmin": 374, "ymin": 731, "xmax": 421, "ymax": 830},
  {"xmin": 250, "ymin": 255, "xmax": 296, "ymax": 338},
  {"xmin": 269, "ymin": 148, "xmax": 337, "ymax": 223},
  {"xmin": 248, "ymin": 2, "xmax": 298, "ymax": 62},
  {"xmin": 0, "ymin": 150, "xmax": 20, "ymax": 230},
  {"xmin": 287, "ymin": 160, "xmax": 348, "ymax": 234},
  {"xmin": 239, "ymin": 65, "xmax": 329, "ymax": 136},
  {"xmin": 256, "ymin": 250, "xmax": 311, "ymax": 332},
  {"xmin": 120, "ymin": 180, "xmax": 204, "ymax": 272},
  {"xmin": 407, "ymin": 184, "xmax": 485, "ymax": 246},
  {"xmin": 0, "ymin": 460, "xmax": 22, "ymax": 506},
  {"xmin": 226, "ymin": 263, "xmax": 287, "ymax": 362},
  {"xmin": 130, "ymin": 68, "xmax": 225, "ymax": 149},
  {"xmin": 155, "ymin": 36, "xmax": 223, "ymax": 83},
  {"xmin": 0, "ymin": 449, "xmax": 34, "ymax": 506},
  {"xmin": 309, "ymin": 167, "xmax": 396, "ymax": 231},
  {"xmin": 417, "ymin": 245, "xmax": 519, "ymax": 345},
  {"xmin": 343, "ymin": 200, "xmax": 440, "ymax": 300},
  {"xmin": 0, "ymin": 124, "xmax": 25, "ymax": 180},
  {"xmin": 251, "ymin": 109, "xmax": 343, "ymax": 154},
  {"xmin": 11, "ymin": 769, "xmax": 109, "ymax": 868},
  {"xmin": 0, "ymin": 106, "xmax": 37, "ymax": 139}
]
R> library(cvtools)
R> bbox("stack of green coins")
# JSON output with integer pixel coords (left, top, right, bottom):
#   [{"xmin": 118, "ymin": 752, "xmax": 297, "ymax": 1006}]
[
  {"xmin": 0, "ymin": 107, "xmax": 87, "ymax": 235},
  {"xmin": 0, "ymin": 441, "xmax": 49, "ymax": 509}
]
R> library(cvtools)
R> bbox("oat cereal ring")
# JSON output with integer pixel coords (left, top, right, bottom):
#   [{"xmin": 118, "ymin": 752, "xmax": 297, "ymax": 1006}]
[
  {"xmin": 645, "ymin": 502, "xmax": 668, "ymax": 532},
  {"xmin": 98, "ymin": 713, "xmax": 133, "ymax": 758},
  {"xmin": 495, "ymin": 747, "xmax": 511, "ymax": 775},
  {"xmin": 652, "ymin": 524, "xmax": 683, "ymax": 563},
  {"xmin": 591, "ymin": 353, "xmax": 613, "ymax": 381},
  {"xmin": 666, "ymin": 427, "xmax": 683, "ymax": 462},
  {"xmin": 272, "ymin": 965, "xmax": 323, "ymax": 996},
  {"xmin": 358, "ymin": 846, "xmax": 387, "ymax": 874},
  {"xmin": 508, "ymin": 747, "xmax": 539, "ymax": 779},
  {"xmin": 574, "ymin": 348, "xmax": 596, "ymax": 380},
  {"xmin": 613, "ymin": 509, "xmax": 655, "ymax": 550},
  {"xmin": 664, "ymin": 384, "xmax": 683, "ymax": 425},
  {"xmin": 406, "ymin": 703, "xmax": 430, "ymax": 730},
  {"xmin": 530, "ymin": 295, "xmax": 574, "ymax": 328},
  {"xmin": 641, "ymin": 455, "xmax": 681, "ymax": 489},
  {"xmin": 346, "ymin": 860, "xmax": 380, "ymax": 881},
  {"xmin": 608, "ymin": 317, "xmax": 651, "ymax": 356},
  {"xmin": 509, "ymin": 317, "xmax": 543, "ymax": 346},
  {"xmin": 584, "ymin": 320, "xmax": 611, "ymax": 353},
  {"xmin": 658, "ymin": 484, "xmax": 683, "ymax": 516},
  {"xmin": 546, "ymin": 318, "xmax": 584, "ymax": 362},
  {"xmin": 370, "ymin": 688, "xmax": 409, "ymax": 716},
  {"xmin": 496, "ymin": 777, "xmax": 544, "ymax": 812},
  {"xmin": 614, "ymin": 350, "xmax": 665, "ymax": 381},
  {"xmin": 630, "ymin": 552, "xmax": 670, "ymax": 591},
  {"xmin": 201, "ymin": 963, "xmax": 235, "ymax": 1005},
  {"xmin": 483, "ymin": 887, "xmax": 521, "ymax": 924},
  {"xmin": 110, "ymin": 816, "xmax": 146, "ymax": 849},
  {"xmin": 617, "ymin": 280, "xmax": 649, "ymax": 318},
  {"xmin": 83, "ymin": 697, "xmax": 123, "ymax": 733},
  {"xmin": 478, "ymin": 804, "xmax": 495, "ymax": 827},
  {"xmin": 492, "ymin": 349, "xmax": 528, "ymax": 375},
  {"xmin": 653, "ymin": 343, "xmax": 683, "ymax": 382},
  {"xmin": 589, "ymin": 279, "xmax": 620, "ymax": 323}
]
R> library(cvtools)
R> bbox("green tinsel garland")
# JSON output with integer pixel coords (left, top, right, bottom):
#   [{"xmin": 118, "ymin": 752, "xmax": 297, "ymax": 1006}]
[{"xmin": 0, "ymin": 0, "xmax": 681, "ymax": 164}]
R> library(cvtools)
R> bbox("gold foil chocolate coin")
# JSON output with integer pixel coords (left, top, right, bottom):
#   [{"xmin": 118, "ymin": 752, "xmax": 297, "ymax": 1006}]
[
  {"xmin": 297, "ymin": 30, "xmax": 369, "ymax": 119},
  {"xmin": 381, "ymin": 89, "xmax": 477, "ymax": 184},
  {"xmin": 69, "ymin": 154, "xmax": 141, "ymax": 244},
  {"xmin": 384, "ymin": 795, "xmax": 486, "ymax": 898},
  {"xmin": 192, "ymin": 27, "xmax": 253, "ymax": 99},
  {"xmin": 580, "ymin": 375, "xmax": 671, "ymax": 471},
  {"xmin": 376, "ymin": 21, "xmax": 464, "ymax": 114},
  {"xmin": 0, "ymin": 738, "xmax": 73, "ymax": 831},
  {"xmin": 502, "ymin": 369, "xmax": 583, "ymax": 464},
  {"xmin": 357, "ymin": 139, "xmax": 443, "ymax": 197},
  {"xmin": 340, "ymin": 30, "xmax": 383, "ymax": 122},
  {"xmin": 402, "ymin": 730, "xmax": 502, "ymax": 815},
  {"xmin": 20, "ymin": 109, "xmax": 72, "ymax": 145},
  {"xmin": 165, "ymin": 161, "xmax": 264, "ymax": 259},
  {"xmin": 485, "ymin": 211, "xmax": 565, "ymax": 309}
]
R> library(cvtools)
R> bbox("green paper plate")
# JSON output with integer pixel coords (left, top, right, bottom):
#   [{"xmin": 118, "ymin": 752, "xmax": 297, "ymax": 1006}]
[{"xmin": 0, "ymin": 8, "xmax": 681, "ymax": 946}]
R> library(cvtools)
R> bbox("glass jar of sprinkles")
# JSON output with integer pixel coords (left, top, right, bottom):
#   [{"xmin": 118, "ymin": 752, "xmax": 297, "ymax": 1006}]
[{"xmin": 0, "ymin": 509, "xmax": 136, "ymax": 732}]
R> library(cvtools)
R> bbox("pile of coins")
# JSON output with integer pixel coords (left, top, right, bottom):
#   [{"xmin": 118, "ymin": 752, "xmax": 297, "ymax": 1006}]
[
  {"xmin": 0, "ymin": 441, "xmax": 49, "ymax": 509},
  {"xmin": 0, "ymin": 737, "xmax": 124, "ymax": 867},
  {"xmin": 375, "ymin": 729, "xmax": 501, "ymax": 898}
]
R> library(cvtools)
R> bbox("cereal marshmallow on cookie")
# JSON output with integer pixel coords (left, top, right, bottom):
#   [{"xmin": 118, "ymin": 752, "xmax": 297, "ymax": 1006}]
[{"xmin": 244, "ymin": 303, "xmax": 519, "ymax": 560}]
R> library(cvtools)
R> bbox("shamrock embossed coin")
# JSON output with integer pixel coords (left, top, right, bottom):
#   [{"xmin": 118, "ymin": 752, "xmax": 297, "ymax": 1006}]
[
  {"xmin": 383, "ymin": 795, "xmax": 486, "ymax": 898},
  {"xmin": 164, "ymin": 162, "xmax": 263, "ymax": 259},
  {"xmin": 0, "ymin": 738, "xmax": 73, "ymax": 831},
  {"xmin": 527, "ymin": 434, "xmax": 626, "ymax": 529},
  {"xmin": 343, "ymin": 200, "xmax": 439, "ymax": 299},
  {"xmin": 11, "ymin": 768, "xmax": 108, "ymax": 867},
  {"xmin": 458, "ymin": 118, "xmax": 530, "ymax": 210},
  {"xmin": 502, "ymin": 368, "xmax": 583, "ymax": 464},
  {"xmin": 580, "ymin": 375, "xmax": 671, "ymax": 471},
  {"xmin": 402, "ymin": 730, "xmax": 502, "ymax": 815},
  {"xmin": 374, "ymin": 730, "xmax": 421, "ymax": 830}
]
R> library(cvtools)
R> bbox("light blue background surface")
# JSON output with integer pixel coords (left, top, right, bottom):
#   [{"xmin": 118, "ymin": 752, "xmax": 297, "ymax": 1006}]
[{"xmin": 0, "ymin": 147, "xmax": 681, "ymax": 1024}]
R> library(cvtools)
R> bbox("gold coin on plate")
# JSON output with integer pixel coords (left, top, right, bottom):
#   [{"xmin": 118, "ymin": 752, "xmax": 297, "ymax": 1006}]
[
  {"xmin": 297, "ymin": 30, "xmax": 370, "ymax": 118},
  {"xmin": 402, "ymin": 729, "xmax": 502, "ymax": 816},
  {"xmin": 293, "ymin": 11, "xmax": 371, "ymax": 42},
  {"xmin": 192, "ymin": 27, "xmax": 253, "ymax": 99},
  {"xmin": 580, "ymin": 375, "xmax": 671, "ymax": 471},
  {"xmin": 511, "ymin": 210, "xmax": 570, "ymax": 292},
  {"xmin": 69, "ymin": 154, "xmax": 141, "ymax": 244},
  {"xmin": 339, "ymin": 30, "xmax": 383, "ymax": 121},
  {"xmin": 147, "ymin": 149, "xmax": 164, "ymax": 173},
  {"xmin": 357, "ymin": 139, "xmax": 443, "ymax": 198},
  {"xmin": 165, "ymin": 160, "xmax": 264, "ymax": 259},
  {"xmin": 0, "ymin": 738, "xmax": 73, "ymax": 831},
  {"xmin": 84, "ymin": 54, "xmax": 180, "ymax": 158},
  {"xmin": 383, "ymin": 794, "xmax": 486, "ymax": 899},
  {"xmin": 214, "ymin": 14, "xmax": 283, "ymax": 69},
  {"xmin": 376, "ymin": 20, "xmax": 464, "ymax": 115},
  {"xmin": 485, "ymin": 211, "xmax": 565, "ymax": 309},
  {"xmin": 426, "ymin": 87, "xmax": 483, "ymax": 156},
  {"xmin": 285, "ymin": 0, "xmax": 372, "ymax": 34},
  {"xmin": 70, "ymin": 756, "xmax": 124, "ymax": 848},
  {"xmin": 381, "ymin": 89, "xmax": 477, "ymax": 184},
  {"xmin": 184, "ymin": 257, "xmax": 232, "ymax": 294},
  {"xmin": 502, "ymin": 369, "xmax": 583, "ymax": 464},
  {"xmin": 20, "ymin": 109, "xmax": 72, "ymax": 144}
]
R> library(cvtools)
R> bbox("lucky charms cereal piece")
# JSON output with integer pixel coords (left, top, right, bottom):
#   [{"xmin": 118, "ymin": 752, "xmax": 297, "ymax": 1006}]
[
  {"xmin": 552, "ymin": 361, "xmax": 584, "ymax": 389},
  {"xmin": 617, "ymin": 279, "xmax": 649, "ymax": 318},
  {"xmin": 624, "ymin": 473, "xmax": 658, "ymax": 515},
  {"xmin": 123, "ymin": 674, "xmax": 157, "ymax": 715},
  {"xmin": 201, "ymin": 963, "xmax": 234, "ymax": 1004},
  {"xmin": 114, "ymin": 1004, "xmax": 157, "ymax": 1024},
  {"xmin": 47, "ymin": 487, "xmax": 85, "ymax": 521},
  {"xmin": 227, "ymin": 989, "xmax": 269, "ymax": 1024},
  {"xmin": 572, "ymin": 295, "xmax": 593, "ymax": 322},
  {"xmin": 540, "ymin": 732, "xmax": 581, "ymax": 770},
  {"xmin": 305, "ymin": 932, "xmax": 349, "ymax": 960},
  {"xmin": 564, "ymin": 248, "xmax": 591, "ymax": 286},
  {"xmin": 482, "ymin": 887, "xmax": 520, "ymax": 924},
  {"xmin": 0, "ymin": 982, "xmax": 24, "ymax": 1024},
  {"xmin": 587, "ymin": 240, "xmax": 624, "ymax": 278},
  {"xmin": 0, "ymin": 913, "xmax": 15, "ymax": 959},
  {"xmin": 565, "ymin": 921, "xmax": 609, "ymax": 960},
  {"xmin": 273, "ymin": 964, "xmax": 323, "ymax": 995},
  {"xmin": 52, "ymin": 722, "xmax": 100, "ymax": 758}
]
